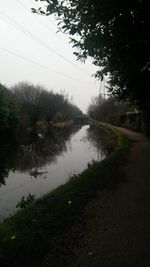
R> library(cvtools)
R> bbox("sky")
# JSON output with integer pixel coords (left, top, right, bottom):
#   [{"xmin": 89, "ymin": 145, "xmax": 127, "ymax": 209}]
[{"xmin": 0, "ymin": 0, "xmax": 102, "ymax": 113}]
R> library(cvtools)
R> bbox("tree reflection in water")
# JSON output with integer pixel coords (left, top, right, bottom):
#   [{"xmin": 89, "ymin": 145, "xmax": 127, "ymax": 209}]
[
  {"xmin": 0, "ymin": 126, "xmax": 81, "ymax": 186},
  {"xmin": 86, "ymin": 126, "xmax": 116, "ymax": 160},
  {"xmin": 0, "ymin": 139, "xmax": 20, "ymax": 186}
]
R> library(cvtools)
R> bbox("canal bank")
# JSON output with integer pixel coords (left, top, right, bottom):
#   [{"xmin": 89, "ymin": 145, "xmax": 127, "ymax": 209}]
[{"xmin": 0, "ymin": 124, "xmax": 130, "ymax": 266}]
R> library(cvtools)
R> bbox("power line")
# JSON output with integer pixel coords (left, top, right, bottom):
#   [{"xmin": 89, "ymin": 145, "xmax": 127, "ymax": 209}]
[
  {"xmin": 16, "ymin": 0, "xmax": 62, "ymax": 38},
  {"xmin": 0, "ymin": 9, "xmax": 90, "ymax": 75},
  {"xmin": 29, "ymin": 0, "xmax": 63, "ymax": 31},
  {"xmin": 16, "ymin": 0, "xmax": 70, "ymax": 54},
  {"xmin": 0, "ymin": 45, "xmax": 92, "ymax": 85}
]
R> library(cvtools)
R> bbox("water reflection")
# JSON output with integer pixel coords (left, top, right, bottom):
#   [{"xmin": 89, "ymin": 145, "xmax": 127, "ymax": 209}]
[
  {"xmin": 86, "ymin": 125, "xmax": 116, "ymax": 156},
  {"xmin": 0, "ymin": 126, "xmax": 81, "ymax": 186},
  {"xmin": 16, "ymin": 126, "xmax": 81, "ymax": 172},
  {"xmin": 0, "ymin": 125, "xmax": 114, "ymax": 219},
  {"xmin": 0, "ymin": 139, "xmax": 20, "ymax": 186}
]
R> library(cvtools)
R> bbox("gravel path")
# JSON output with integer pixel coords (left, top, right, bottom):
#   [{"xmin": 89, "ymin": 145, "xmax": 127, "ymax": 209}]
[{"xmin": 44, "ymin": 128, "xmax": 150, "ymax": 267}]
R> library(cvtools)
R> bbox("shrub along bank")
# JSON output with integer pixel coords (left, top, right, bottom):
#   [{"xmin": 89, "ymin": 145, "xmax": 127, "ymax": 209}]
[{"xmin": 0, "ymin": 123, "xmax": 130, "ymax": 267}]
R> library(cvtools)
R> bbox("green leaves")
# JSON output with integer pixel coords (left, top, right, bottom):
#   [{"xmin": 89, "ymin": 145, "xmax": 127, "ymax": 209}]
[
  {"xmin": 31, "ymin": 8, "xmax": 37, "ymax": 13},
  {"xmin": 0, "ymin": 84, "xmax": 20, "ymax": 132}
]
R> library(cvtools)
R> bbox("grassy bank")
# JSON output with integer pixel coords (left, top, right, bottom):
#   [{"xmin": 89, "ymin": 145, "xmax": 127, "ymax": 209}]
[{"xmin": 0, "ymin": 123, "xmax": 130, "ymax": 266}]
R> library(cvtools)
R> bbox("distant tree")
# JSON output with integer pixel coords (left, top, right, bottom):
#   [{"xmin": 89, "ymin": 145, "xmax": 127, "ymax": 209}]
[
  {"xmin": 12, "ymin": 82, "xmax": 42, "ymax": 125},
  {"xmin": 88, "ymin": 95, "xmax": 129, "ymax": 125},
  {"xmin": 62, "ymin": 102, "xmax": 82, "ymax": 119}
]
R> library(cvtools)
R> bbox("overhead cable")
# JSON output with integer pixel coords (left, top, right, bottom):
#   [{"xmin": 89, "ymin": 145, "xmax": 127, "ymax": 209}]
[
  {"xmin": 16, "ymin": 0, "xmax": 60, "ymax": 36},
  {"xmin": 0, "ymin": 9, "xmax": 90, "ymax": 75},
  {"xmin": 0, "ymin": 45, "xmax": 92, "ymax": 85}
]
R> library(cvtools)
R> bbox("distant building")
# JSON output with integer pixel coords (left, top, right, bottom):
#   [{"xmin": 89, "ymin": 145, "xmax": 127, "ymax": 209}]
[{"xmin": 73, "ymin": 114, "xmax": 89, "ymax": 124}]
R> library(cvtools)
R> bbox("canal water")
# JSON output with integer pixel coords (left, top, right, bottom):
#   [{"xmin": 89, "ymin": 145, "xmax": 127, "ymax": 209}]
[{"xmin": 0, "ymin": 125, "xmax": 112, "ymax": 220}]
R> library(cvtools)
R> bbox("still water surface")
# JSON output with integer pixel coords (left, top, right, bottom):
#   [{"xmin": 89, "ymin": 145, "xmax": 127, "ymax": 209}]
[{"xmin": 0, "ymin": 125, "xmax": 111, "ymax": 220}]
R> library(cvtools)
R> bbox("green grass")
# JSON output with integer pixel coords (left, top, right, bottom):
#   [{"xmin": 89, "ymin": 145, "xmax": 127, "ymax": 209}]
[{"xmin": 0, "ymin": 123, "xmax": 130, "ymax": 267}]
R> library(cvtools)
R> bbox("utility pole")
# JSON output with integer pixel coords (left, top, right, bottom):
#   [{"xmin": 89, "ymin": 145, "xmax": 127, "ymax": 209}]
[
  {"xmin": 99, "ymin": 78, "xmax": 102, "ymax": 122},
  {"xmin": 99, "ymin": 75, "xmax": 109, "ymax": 122}
]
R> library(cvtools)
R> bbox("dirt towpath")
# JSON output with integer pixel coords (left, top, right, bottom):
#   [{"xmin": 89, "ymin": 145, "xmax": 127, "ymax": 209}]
[{"xmin": 61, "ymin": 128, "xmax": 150, "ymax": 267}]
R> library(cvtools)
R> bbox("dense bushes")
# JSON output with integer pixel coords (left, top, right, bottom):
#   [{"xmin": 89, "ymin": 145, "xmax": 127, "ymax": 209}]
[
  {"xmin": 11, "ymin": 82, "xmax": 82, "ymax": 126},
  {"xmin": 0, "ymin": 83, "xmax": 20, "ymax": 133}
]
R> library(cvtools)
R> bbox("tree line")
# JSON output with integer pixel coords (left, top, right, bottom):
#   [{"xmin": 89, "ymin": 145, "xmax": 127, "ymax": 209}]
[
  {"xmin": 0, "ymin": 82, "xmax": 82, "ymax": 134},
  {"xmin": 88, "ymin": 95, "xmax": 129, "ymax": 124},
  {"xmin": 88, "ymin": 95, "xmax": 142, "ymax": 131}
]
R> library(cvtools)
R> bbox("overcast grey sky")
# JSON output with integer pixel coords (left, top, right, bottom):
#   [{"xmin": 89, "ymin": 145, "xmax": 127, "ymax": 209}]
[{"xmin": 0, "ymin": 0, "xmax": 102, "ymax": 112}]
